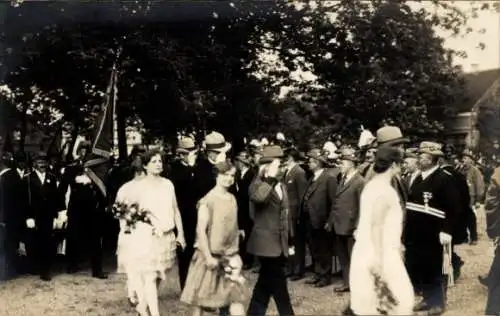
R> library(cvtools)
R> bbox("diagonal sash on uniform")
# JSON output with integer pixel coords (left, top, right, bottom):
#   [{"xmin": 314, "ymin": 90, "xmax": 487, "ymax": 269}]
[{"xmin": 406, "ymin": 202, "xmax": 445, "ymax": 219}]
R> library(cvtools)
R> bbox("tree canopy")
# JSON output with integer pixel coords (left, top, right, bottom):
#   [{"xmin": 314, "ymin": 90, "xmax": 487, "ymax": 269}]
[{"xmin": 0, "ymin": 0, "xmax": 496, "ymax": 155}]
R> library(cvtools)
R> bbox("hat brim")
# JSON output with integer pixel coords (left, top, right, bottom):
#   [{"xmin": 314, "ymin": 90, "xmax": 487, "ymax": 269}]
[
  {"xmin": 418, "ymin": 149, "xmax": 444, "ymax": 156},
  {"xmin": 306, "ymin": 154, "xmax": 328, "ymax": 164},
  {"xmin": 259, "ymin": 156, "xmax": 283, "ymax": 164},
  {"xmin": 206, "ymin": 142, "xmax": 232, "ymax": 153},
  {"xmin": 339, "ymin": 156, "xmax": 360, "ymax": 163},
  {"xmin": 404, "ymin": 154, "xmax": 418, "ymax": 159},
  {"xmin": 176, "ymin": 147, "xmax": 198, "ymax": 154},
  {"xmin": 378, "ymin": 137, "xmax": 409, "ymax": 146}
]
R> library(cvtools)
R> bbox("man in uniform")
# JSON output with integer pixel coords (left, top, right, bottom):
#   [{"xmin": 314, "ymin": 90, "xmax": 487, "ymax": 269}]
[
  {"xmin": 439, "ymin": 148, "xmax": 470, "ymax": 281},
  {"xmin": 404, "ymin": 142, "xmax": 460, "ymax": 315},
  {"xmin": 22, "ymin": 152, "xmax": 65, "ymax": 281}
]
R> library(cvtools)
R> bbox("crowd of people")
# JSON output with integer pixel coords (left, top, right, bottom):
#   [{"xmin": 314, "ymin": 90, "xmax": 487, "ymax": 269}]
[{"xmin": 0, "ymin": 125, "xmax": 499, "ymax": 316}]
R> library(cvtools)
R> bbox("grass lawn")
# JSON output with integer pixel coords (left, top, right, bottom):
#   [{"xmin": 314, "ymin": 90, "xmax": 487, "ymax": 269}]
[{"xmin": 0, "ymin": 208, "xmax": 492, "ymax": 316}]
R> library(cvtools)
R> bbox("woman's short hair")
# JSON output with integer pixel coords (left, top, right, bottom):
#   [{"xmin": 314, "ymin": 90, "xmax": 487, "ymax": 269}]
[
  {"xmin": 140, "ymin": 148, "xmax": 163, "ymax": 168},
  {"xmin": 373, "ymin": 147, "xmax": 403, "ymax": 173},
  {"xmin": 212, "ymin": 160, "xmax": 235, "ymax": 178}
]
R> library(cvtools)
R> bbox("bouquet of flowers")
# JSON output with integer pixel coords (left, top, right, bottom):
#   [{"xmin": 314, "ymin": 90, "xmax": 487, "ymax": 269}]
[
  {"xmin": 372, "ymin": 270, "xmax": 399, "ymax": 315},
  {"xmin": 218, "ymin": 255, "xmax": 249, "ymax": 306},
  {"xmin": 112, "ymin": 201, "xmax": 153, "ymax": 234}
]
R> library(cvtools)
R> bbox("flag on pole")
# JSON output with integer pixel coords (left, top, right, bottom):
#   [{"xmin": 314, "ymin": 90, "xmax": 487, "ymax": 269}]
[{"xmin": 83, "ymin": 57, "xmax": 120, "ymax": 197}]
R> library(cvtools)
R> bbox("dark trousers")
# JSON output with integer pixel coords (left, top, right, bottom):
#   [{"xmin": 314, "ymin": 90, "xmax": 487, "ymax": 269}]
[
  {"xmin": 0, "ymin": 226, "xmax": 21, "ymax": 280},
  {"xmin": 240, "ymin": 225, "xmax": 253, "ymax": 267},
  {"xmin": 336, "ymin": 235, "xmax": 354, "ymax": 287},
  {"xmin": 66, "ymin": 215, "xmax": 104, "ymax": 274},
  {"xmin": 405, "ymin": 243, "xmax": 446, "ymax": 309},
  {"xmin": 247, "ymin": 256, "xmax": 294, "ymax": 316},
  {"xmin": 25, "ymin": 228, "xmax": 55, "ymax": 277},
  {"xmin": 177, "ymin": 245, "xmax": 194, "ymax": 290},
  {"xmin": 307, "ymin": 227, "xmax": 333, "ymax": 281},
  {"xmin": 486, "ymin": 245, "xmax": 500, "ymax": 315},
  {"xmin": 467, "ymin": 207, "xmax": 478, "ymax": 241},
  {"xmin": 288, "ymin": 219, "xmax": 306, "ymax": 276}
]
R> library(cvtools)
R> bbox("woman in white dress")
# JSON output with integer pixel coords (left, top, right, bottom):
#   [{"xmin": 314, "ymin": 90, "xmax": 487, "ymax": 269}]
[
  {"xmin": 115, "ymin": 149, "xmax": 186, "ymax": 316},
  {"xmin": 349, "ymin": 146, "xmax": 414, "ymax": 315}
]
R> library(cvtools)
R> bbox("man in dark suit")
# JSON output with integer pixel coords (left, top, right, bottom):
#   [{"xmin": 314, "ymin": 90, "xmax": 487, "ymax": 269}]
[
  {"xmin": 282, "ymin": 146, "xmax": 308, "ymax": 281},
  {"xmin": 0, "ymin": 152, "xmax": 24, "ymax": 280},
  {"xmin": 22, "ymin": 152, "xmax": 65, "ymax": 281},
  {"xmin": 439, "ymin": 153, "xmax": 470, "ymax": 281},
  {"xmin": 301, "ymin": 148, "xmax": 338, "ymax": 287},
  {"xmin": 59, "ymin": 156, "xmax": 108, "ymax": 279},
  {"xmin": 404, "ymin": 142, "xmax": 460, "ymax": 315},
  {"xmin": 484, "ymin": 165, "xmax": 500, "ymax": 315},
  {"xmin": 169, "ymin": 136, "xmax": 200, "ymax": 291},
  {"xmin": 326, "ymin": 147, "xmax": 365, "ymax": 293},
  {"xmin": 234, "ymin": 150, "xmax": 256, "ymax": 270},
  {"xmin": 247, "ymin": 145, "xmax": 294, "ymax": 316}
]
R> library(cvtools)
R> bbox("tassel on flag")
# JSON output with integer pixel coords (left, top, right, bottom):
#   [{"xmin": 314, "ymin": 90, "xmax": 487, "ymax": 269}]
[{"xmin": 83, "ymin": 52, "xmax": 120, "ymax": 197}]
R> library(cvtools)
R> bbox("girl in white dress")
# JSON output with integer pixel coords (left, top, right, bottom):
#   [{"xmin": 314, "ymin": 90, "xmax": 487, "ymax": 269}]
[
  {"xmin": 115, "ymin": 149, "xmax": 186, "ymax": 316},
  {"xmin": 349, "ymin": 147, "xmax": 414, "ymax": 315}
]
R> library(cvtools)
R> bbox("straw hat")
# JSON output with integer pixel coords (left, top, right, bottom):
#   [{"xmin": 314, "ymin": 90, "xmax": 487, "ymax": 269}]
[
  {"xmin": 204, "ymin": 131, "xmax": 232, "ymax": 153},
  {"xmin": 418, "ymin": 141, "xmax": 444, "ymax": 156},
  {"xmin": 376, "ymin": 126, "xmax": 409, "ymax": 146},
  {"xmin": 176, "ymin": 136, "xmax": 197, "ymax": 154}
]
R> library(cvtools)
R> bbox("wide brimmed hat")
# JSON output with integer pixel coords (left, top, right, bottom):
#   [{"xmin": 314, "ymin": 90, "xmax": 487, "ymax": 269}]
[
  {"xmin": 204, "ymin": 131, "xmax": 232, "ymax": 153},
  {"xmin": 259, "ymin": 145, "xmax": 284, "ymax": 164},
  {"xmin": 306, "ymin": 148, "xmax": 328, "ymax": 164},
  {"xmin": 176, "ymin": 136, "xmax": 198, "ymax": 154},
  {"xmin": 418, "ymin": 141, "xmax": 444, "ymax": 156},
  {"xmin": 376, "ymin": 126, "xmax": 409, "ymax": 146},
  {"xmin": 338, "ymin": 147, "xmax": 360, "ymax": 163}
]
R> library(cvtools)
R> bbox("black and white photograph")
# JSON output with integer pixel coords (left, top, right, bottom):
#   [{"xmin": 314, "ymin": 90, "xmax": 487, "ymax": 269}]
[{"xmin": 0, "ymin": 0, "xmax": 499, "ymax": 315}]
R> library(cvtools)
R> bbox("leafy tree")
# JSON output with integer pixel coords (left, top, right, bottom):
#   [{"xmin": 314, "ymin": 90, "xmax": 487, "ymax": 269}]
[{"xmin": 246, "ymin": 0, "xmax": 494, "ymax": 145}]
